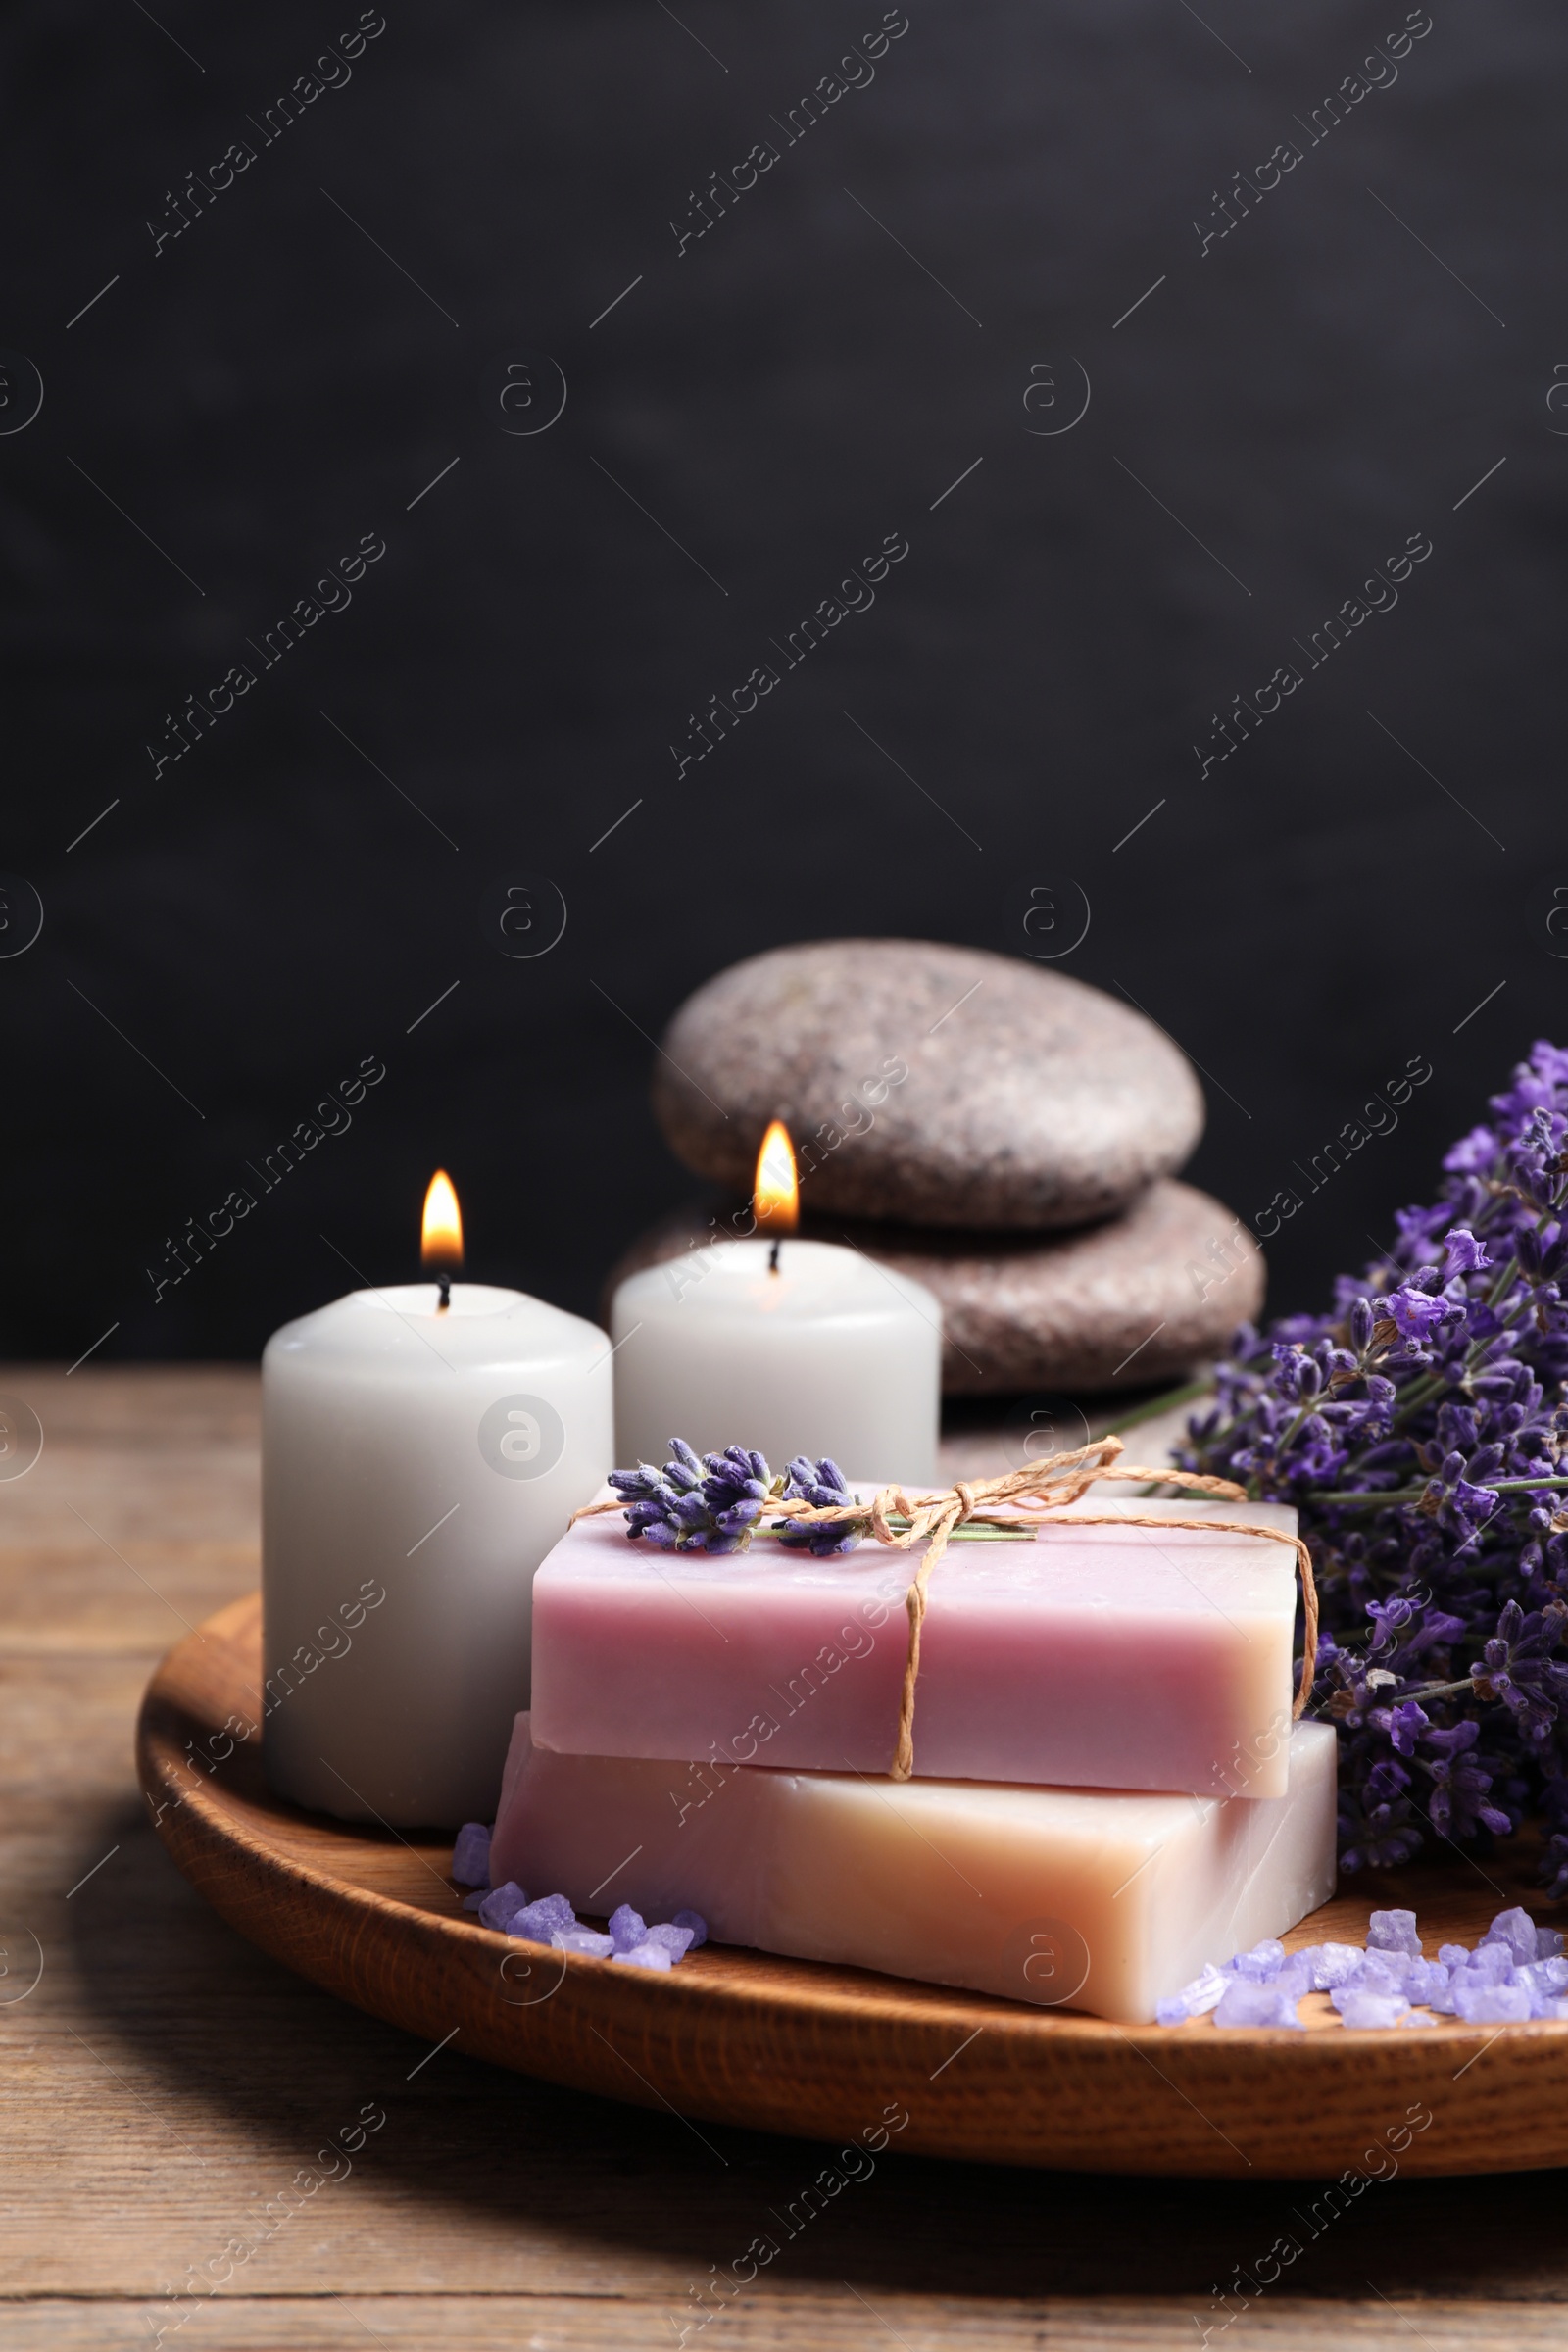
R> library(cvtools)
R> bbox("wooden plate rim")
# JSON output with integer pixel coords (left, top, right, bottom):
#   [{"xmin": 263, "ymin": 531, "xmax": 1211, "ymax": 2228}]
[{"xmin": 135, "ymin": 1593, "xmax": 1568, "ymax": 2178}]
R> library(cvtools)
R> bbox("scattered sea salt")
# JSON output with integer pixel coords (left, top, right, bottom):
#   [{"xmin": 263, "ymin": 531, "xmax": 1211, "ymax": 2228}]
[
  {"xmin": 612, "ymin": 1940, "xmax": 673, "ymax": 1971},
  {"xmin": 1305, "ymin": 1942, "xmax": 1359, "ymax": 1989},
  {"xmin": 1157, "ymin": 1906, "xmax": 1567, "ymax": 2033},
  {"xmin": 510, "ymin": 1892, "xmax": 576, "ymax": 1941},
  {"xmin": 642, "ymin": 1922, "xmax": 696, "ymax": 1960},
  {"xmin": 608, "ymin": 1903, "xmax": 648, "ymax": 1953},
  {"xmin": 1333, "ymin": 1988, "xmax": 1409, "ymax": 2030},
  {"xmin": 477, "ymin": 1880, "xmax": 528, "ymax": 1932},
  {"xmin": 464, "ymin": 1882, "xmax": 701, "ymax": 1971},
  {"xmin": 1366, "ymin": 1908, "xmax": 1421, "ymax": 1956},
  {"xmin": 1214, "ymin": 1980, "xmax": 1303, "ymax": 2031},
  {"xmin": 1452, "ymin": 1980, "xmax": 1533, "ymax": 2024},
  {"xmin": 553, "ymin": 1927, "xmax": 614, "ymax": 1958},
  {"xmin": 1479, "ymin": 1907, "xmax": 1539, "ymax": 1968},
  {"xmin": 451, "ymin": 1822, "xmax": 491, "ymax": 1888}
]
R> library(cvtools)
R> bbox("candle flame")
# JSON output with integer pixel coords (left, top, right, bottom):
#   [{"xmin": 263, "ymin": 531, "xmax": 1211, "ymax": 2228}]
[
  {"xmin": 421, "ymin": 1169, "xmax": 464, "ymax": 1268},
  {"xmin": 753, "ymin": 1120, "xmax": 799, "ymax": 1235}
]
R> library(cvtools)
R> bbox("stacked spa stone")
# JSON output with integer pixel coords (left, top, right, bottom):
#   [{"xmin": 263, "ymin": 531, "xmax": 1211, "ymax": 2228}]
[{"xmin": 611, "ymin": 940, "xmax": 1262, "ymax": 1397}]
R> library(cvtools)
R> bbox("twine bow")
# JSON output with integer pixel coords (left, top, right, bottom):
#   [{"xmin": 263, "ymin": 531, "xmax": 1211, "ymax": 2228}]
[{"xmin": 577, "ymin": 1435, "xmax": 1317, "ymax": 1781}]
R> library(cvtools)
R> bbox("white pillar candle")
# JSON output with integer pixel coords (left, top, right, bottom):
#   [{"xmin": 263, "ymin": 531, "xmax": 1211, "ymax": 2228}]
[
  {"xmin": 263, "ymin": 1281, "xmax": 612, "ymax": 1828},
  {"xmin": 611, "ymin": 1237, "xmax": 941, "ymax": 1482}
]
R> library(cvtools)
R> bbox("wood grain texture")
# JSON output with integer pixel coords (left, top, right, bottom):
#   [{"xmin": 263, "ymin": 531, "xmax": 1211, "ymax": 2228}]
[{"xmin": 7, "ymin": 1365, "xmax": 1568, "ymax": 2352}]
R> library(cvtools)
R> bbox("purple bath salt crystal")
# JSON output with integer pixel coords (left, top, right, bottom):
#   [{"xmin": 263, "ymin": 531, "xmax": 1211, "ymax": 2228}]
[
  {"xmin": 1452, "ymin": 1979, "xmax": 1532, "ymax": 2024},
  {"xmin": 643, "ymin": 1922, "xmax": 696, "ymax": 1961},
  {"xmin": 451, "ymin": 1822, "xmax": 491, "ymax": 1888},
  {"xmin": 461, "ymin": 1889, "xmax": 487, "ymax": 1914},
  {"xmin": 1438, "ymin": 1943, "xmax": 1473, "ymax": 1969},
  {"xmin": 612, "ymin": 1940, "xmax": 673, "ymax": 1971},
  {"xmin": 1156, "ymin": 1962, "xmax": 1238, "ymax": 2025},
  {"xmin": 1309, "ymin": 1942, "xmax": 1366, "ymax": 1991},
  {"xmin": 1232, "ymin": 1938, "xmax": 1286, "ymax": 1983},
  {"xmin": 1463, "ymin": 1941, "xmax": 1517, "ymax": 1987},
  {"xmin": 1366, "ymin": 1908, "xmax": 1421, "ymax": 1957},
  {"xmin": 477, "ymin": 1881, "xmax": 527, "ymax": 1932},
  {"xmin": 1185, "ymin": 1964, "xmax": 1234, "ymax": 2015},
  {"xmin": 1347, "ymin": 1951, "xmax": 1405, "ymax": 1998},
  {"xmin": 1213, "ymin": 1980, "xmax": 1303, "ymax": 2030},
  {"xmin": 510, "ymin": 1892, "xmax": 576, "ymax": 1941},
  {"xmin": 1519, "ymin": 1955, "xmax": 1568, "ymax": 1997},
  {"xmin": 1397, "ymin": 2010, "xmax": 1436, "ymax": 2029},
  {"xmin": 608, "ymin": 1903, "xmax": 648, "ymax": 1954},
  {"xmin": 1537, "ymin": 1926, "xmax": 1566, "ymax": 1961},
  {"xmin": 1480, "ymin": 1907, "xmax": 1541, "ymax": 1968},
  {"xmin": 671, "ymin": 1908, "xmax": 709, "ymax": 1949},
  {"xmin": 1404, "ymin": 1958, "xmax": 1454, "ymax": 2010},
  {"xmin": 552, "ymin": 1927, "xmax": 614, "ymax": 1959},
  {"xmin": 1333, "ymin": 1986, "xmax": 1410, "ymax": 2029},
  {"xmin": 1270, "ymin": 1951, "xmax": 1316, "ymax": 2001}
]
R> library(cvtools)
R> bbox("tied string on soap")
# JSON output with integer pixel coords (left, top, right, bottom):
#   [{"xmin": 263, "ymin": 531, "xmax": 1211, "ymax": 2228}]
[{"xmin": 574, "ymin": 1434, "xmax": 1317, "ymax": 1782}]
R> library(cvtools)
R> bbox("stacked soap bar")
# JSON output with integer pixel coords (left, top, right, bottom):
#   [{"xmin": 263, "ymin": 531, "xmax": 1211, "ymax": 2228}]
[
  {"xmin": 530, "ymin": 1491, "xmax": 1301, "ymax": 1796},
  {"xmin": 489, "ymin": 1713, "xmax": 1337, "ymax": 2024}
]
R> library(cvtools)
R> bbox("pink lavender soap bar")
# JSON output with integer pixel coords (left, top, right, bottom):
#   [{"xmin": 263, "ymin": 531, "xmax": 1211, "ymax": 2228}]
[
  {"xmin": 529, "ymin": 1491, "xmax": 1301, "ymax": 1797},
  {"xmin": 490, "ymin": 1713, "xmax": 1338, "ymax": 2024}
]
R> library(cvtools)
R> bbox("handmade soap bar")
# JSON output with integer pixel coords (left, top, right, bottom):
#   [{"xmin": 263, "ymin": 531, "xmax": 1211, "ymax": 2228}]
[
  {"xmin": 529, "ymin": 1494, "xmax": 1301, "ymax": 1797},
  {"xmin": 490, "ymin": 1716, "xmax": 1337, "ymax": 2024}
]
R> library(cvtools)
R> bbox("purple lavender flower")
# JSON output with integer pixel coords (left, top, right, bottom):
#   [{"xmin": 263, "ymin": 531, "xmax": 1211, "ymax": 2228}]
[
  {"xmin": 612, "ymin": 1443, "xmax": 778, "ymax": 1553},
  {"xmin": 777, "ymin": 1456, "xmax": 863, "ymax": 1556},
  {"xmin": 1177, "ymin": 1042, "xmax": 1568, "ymax": 1886}
]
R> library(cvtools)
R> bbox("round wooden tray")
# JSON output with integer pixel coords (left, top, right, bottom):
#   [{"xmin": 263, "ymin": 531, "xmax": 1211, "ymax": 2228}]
[{"xmin": 139, "ymin": 1593, "xmax": 1568, "ymax": 2177}]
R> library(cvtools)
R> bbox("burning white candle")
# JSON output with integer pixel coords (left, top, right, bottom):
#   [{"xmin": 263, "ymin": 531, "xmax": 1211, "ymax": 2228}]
[
  {"xmin": 262, "ymin": 1172, "xmax": 612, "ymax": 1827},
  {"xmin": 611, "ymin": 1124, "xmax": 941, "ymax": 1481}
]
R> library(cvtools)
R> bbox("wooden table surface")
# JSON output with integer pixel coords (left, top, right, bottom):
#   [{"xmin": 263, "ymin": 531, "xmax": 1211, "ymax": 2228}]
[{"xmin": 4, "ymin": 1366, "xmax": 1565, "ymax": 2351}]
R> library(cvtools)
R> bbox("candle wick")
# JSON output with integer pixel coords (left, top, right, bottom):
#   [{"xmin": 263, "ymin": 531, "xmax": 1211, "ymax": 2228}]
[
  {"xmin": 767, "ymin": 1240, "xmax": 781, "ymax": 1275},
  {"xmin": 437, "ymin": 1275, "xmax": 452, "ymax": 1311}
]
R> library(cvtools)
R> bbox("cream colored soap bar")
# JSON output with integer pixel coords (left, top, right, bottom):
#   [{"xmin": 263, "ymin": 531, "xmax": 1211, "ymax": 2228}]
[{"xmin": 489, "ymin": 1716, "xmax": 1337, "ymax": 2025}]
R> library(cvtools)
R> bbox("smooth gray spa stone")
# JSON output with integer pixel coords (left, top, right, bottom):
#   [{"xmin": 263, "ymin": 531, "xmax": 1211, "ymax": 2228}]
[{"xmin": 652, "ymin": 939, "xmax": 1205, "ymax": 1230}]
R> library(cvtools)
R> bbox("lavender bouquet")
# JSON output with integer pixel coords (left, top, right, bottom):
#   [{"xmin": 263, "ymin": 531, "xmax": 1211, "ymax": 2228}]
[{"xmin": 1176, "ymin": 1041, "xmax": 1568, "ymax": 1893}]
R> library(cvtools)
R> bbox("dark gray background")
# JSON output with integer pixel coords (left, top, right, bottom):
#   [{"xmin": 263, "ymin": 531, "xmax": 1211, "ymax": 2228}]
[{"xmin": 2, "ymin": 0, "xmax": 1560, "ymax": 1361}]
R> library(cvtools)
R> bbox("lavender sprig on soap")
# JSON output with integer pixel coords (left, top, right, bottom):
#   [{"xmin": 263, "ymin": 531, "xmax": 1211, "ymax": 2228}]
[
  {"xmin": 608, "ymin": 1441, "xmax": 861, "ymax": 1557},
  {"xmin": 1178, "ymin": 1042, "xmax": 1568, "ymax": 1892}
]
